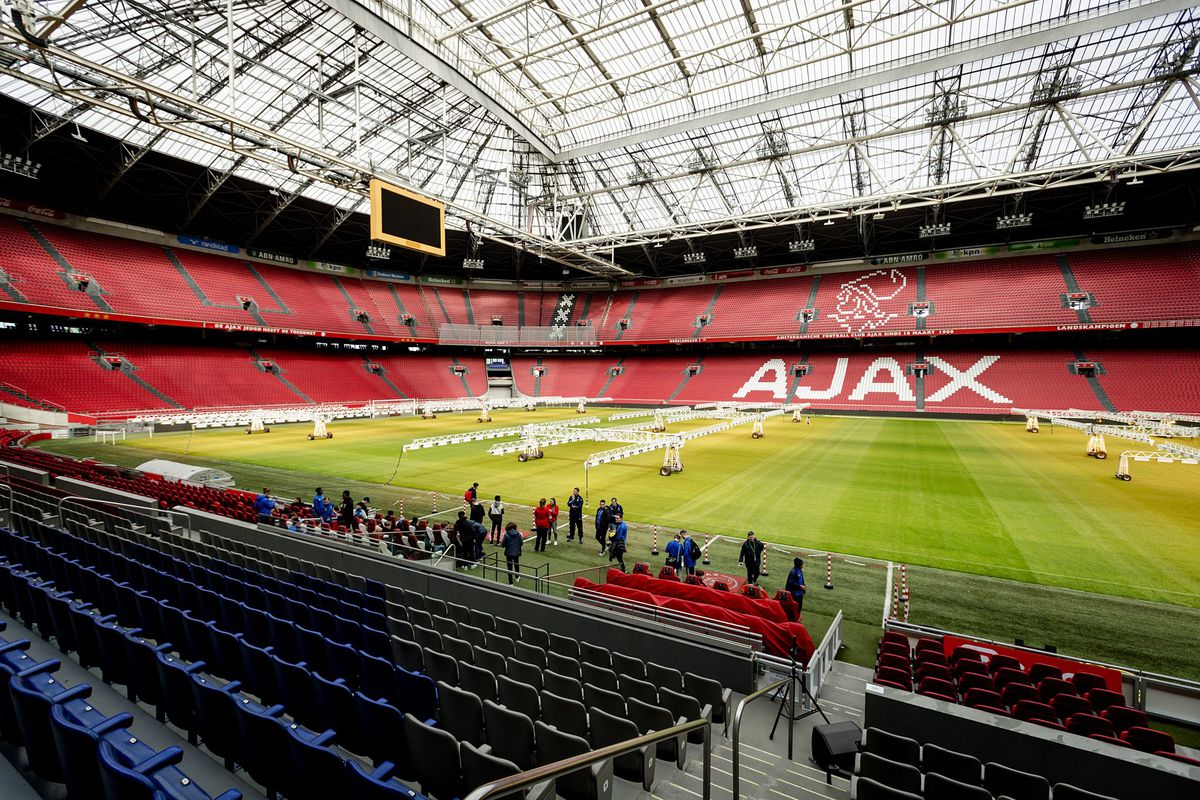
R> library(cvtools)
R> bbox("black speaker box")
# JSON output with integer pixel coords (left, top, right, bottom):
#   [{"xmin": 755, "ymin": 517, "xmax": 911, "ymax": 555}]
[{"xmin": 811, "ymin": 720, "xmax": 862, "ymax": 775}]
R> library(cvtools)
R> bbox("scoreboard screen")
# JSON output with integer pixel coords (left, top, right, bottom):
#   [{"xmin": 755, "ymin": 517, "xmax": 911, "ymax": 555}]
[{"xmin": 369, "ymin": 179, "xmax": 445, "ymax": 256}]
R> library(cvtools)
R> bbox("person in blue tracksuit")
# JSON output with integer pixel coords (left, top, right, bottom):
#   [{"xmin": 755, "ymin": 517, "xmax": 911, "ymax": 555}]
[
  {"xmin": 681, "ymin": 531, "xmax": 698, "ymax": 577},
  {"xmin": 313, "ymin": 487, "xmax": 332, "ymax": 523},
  {"xmin": 608, "ymin": 515, "xmax": 628, "ymax": 572},
  {"xmin": 664, "ymin": 532, "xmax": 683, "ymax": 570},
  {"xmin": 254, "ymin": 488, "xmax": 275, "ymax": 524},
  {"xmin": 567, "ymin": 488, "xmax": 584, "ymax": 542}
]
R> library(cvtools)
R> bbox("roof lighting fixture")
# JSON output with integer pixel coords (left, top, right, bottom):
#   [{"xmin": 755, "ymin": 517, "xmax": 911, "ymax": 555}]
[
  {"xmin": 682, "ymin": 251, "xmax": 706, "ymax": 265},
  {"xmin": 733, "ymin": 246, "xmax": 757, "ymax": 259},
  {"xmin": 1083, "ymin": 202, "xmax": 1125, "ymax": 219},
  {"xmin": 462, "ymin": 258, "xmax": 485, "ymax": 270},
  {"xmin": 996, "ymin": 213, "xmax": 1033, "ymax": 229},
  {"xmin": 0, "ymin": 151, "xmax": 41, "ymax": 179},
  {"xmin": 788, "ymin": 240, "xmax": 815, "ymax": 253},
  {"xmin": 365, "ymin": 244, "xmax": 391, "ymax": 260},
  {"xmin": 919, "ymin": 223, "xmax": 951, "ymax": 238}
]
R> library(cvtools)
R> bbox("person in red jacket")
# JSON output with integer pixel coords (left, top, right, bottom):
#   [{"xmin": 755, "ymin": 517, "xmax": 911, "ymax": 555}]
[
  {"xmin": 547, "ymin": 497, "xmax": 561, "ymax": 546},
  {"xmin": 533, "ymin": 498, "xmax": 551, "ymax": 552}
]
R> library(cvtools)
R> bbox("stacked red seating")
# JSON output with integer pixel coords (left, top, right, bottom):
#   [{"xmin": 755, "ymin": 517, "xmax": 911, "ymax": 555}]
[
  {"xmin": 255, "ymin": 349, "xmax": 405, "ymax": 404},
  {"xmin": 466, "ymin": 289, "xmax": 522, "ymax": 326},
  {"xmin": 924, "ymin": 256, "xmax": 1077, "ymax": 330},
  {"xmin": 509, "ymin": 356, "xmax": 616, "ymax": 398},
  {"xmin": 1068, "ymin": 244, "xmax": 1200, "ymax": 323},
  {"xmin": 1091, "ymin": 348, "xmax": 1200, "ymax": 412},
  {"xmin": 0, "ymin": 340, "xmax": 171, "ymax": 413},
  {"xmin": 701, "ymin": 276, "xmax": 814, "ymax": 339},
  {"xmin": 873, "ymin": 635, "xmax": 1177, "ymax": 753}
]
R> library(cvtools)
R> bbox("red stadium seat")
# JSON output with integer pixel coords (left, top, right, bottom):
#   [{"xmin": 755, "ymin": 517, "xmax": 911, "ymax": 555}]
[
  {"xmin": 1028, "ymin": 663, "xmax": 1063, "ymax": 684},
  {"xmin": 1085, "ymin": 689, "xmax": 1127, "ymax": 714},
  {"xmin": 1120, "ymin": 727, "xmax": 1175, "ymax": 754},
  {"xmin": 987, "ymin": 655, "xmax": 1023, "ymax": 675},
  {"xmin": 1066, "ymin": 714, "xmax": 1116, "ymax": 738},
  {"xmin": 1101, "ymin": 706, "xmax": 1149, "ymax": 734}
]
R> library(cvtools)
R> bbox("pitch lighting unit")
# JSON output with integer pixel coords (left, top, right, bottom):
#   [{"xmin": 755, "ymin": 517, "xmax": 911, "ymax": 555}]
[
  {"xmin": 0, "ymin": 151, "xmax": 41, "ymax": 179},
  {"xmin": 1083, "ymin": 202, "xmax": 1125, "ymax": 219},
  {"xmin": 918, "ymin": 223, "xmax": 952, "ymax": 238},
  {"xmin": 996, "ymin": 213, "xmax": 1033, "ymax": 229},
  {"xmin": 462, "ymin": 258, "xmax": 485, "ymax": 270},
  {"xmin": 788, "ymin": 239, "xmax": 815, "ymax": 253},
  {"xmin": 682, "ymin": 251, "xmax": 706, "ymax": 265},
  {"xmin": 365, "ymin": 244, "xmax": 392, "ymax": 260},
  {"xmin": 733, "ymin": 246, "xmax": 758, "ymax": 259}
]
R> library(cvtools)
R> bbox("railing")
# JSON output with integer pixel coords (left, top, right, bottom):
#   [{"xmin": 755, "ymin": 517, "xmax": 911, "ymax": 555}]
[
  {"xmin": 567, "ymin": 585, "xmax": 763, "ymax": 652},
  {"xmin": 439, "ymin": 323, "xmax": 598, "ymax": 346},
  {"xmin": 803, "ymin": 610, "xmax": 844, "ymax": 701},
  {"xmin": 57, "ymin": 496, "xmax": 192, "ymax": 539},
  {"xmin": 462, "ymin": 717, "xmax": 712, "ymax": 800},
  {"xmin": 732, "ymin": 677, "xmax": 791, "ymax": 800}
]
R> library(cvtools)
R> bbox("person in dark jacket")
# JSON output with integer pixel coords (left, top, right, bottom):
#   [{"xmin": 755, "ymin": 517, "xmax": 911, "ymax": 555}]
[
  {"xmin": 338, "ymin": 490, "xmax": 355, "ymax": 528},
  {"xmin": 469, "ymin": 498, "xmax": 486, "ymax": 528},
  {"xmin": 608, "ymin": 497, "xmax": 624, "ymax": 520},
  {"xmin": 785, "ymin": 558, "xmax": 807, "ymax": 612},
  {"xmin": 594, "ymin": 500, "xmax": 610, "ymax": 555},
  {"xmin": 566, "ymin": 488, "xmax": 584, "ymax": 542},
  {"xmin": 664, "ymin": 532, "xmax": 683, "ymax": 569},
  {"xmin": 453, "ymin": 511, "xmax": 475, "ymax": 568},
  {"xmin": 681, "ymin": 531, "xmax": 698, "ymax": 576},
  {"xmin": 738, "ymin": 531, "xmax": 766, "ymax": 585},
  {"xmin": 502, "ymin": 522, "xmax": 523, "ymax": 584}
]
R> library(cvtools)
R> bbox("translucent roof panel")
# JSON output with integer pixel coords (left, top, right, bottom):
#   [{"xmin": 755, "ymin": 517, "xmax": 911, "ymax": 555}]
[{"xmin": 0, "ymin": 0, "xmax": 1195, "ymax": 249}]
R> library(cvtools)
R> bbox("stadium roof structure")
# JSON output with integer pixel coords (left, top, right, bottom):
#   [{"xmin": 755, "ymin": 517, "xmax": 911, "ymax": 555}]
[{"xmin": 1, "ymin": 0, "xmax": 1199, "ymax": 274}]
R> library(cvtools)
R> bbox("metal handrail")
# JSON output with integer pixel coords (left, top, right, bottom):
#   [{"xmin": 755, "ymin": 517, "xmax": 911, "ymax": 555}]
[
  {"xmin": 463, "ymin": 716, "xmax": 712, "ymax": 800},
  {"xmin": 732, "ymin": 677, "xmax": 791, "ymax": 800},
  {"xmin": 432, "ymin": 542, "xmax": 457, "ymax": 567},
  {"xmin": 57, "ymin": 496, "xmax": 192, "ymax": 539},
  {"xmin": 0, "ymin": 482, "xmax": 12, "ymax": 519}
]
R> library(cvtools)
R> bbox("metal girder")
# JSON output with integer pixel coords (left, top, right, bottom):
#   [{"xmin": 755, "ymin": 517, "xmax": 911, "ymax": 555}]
[
  {"xmin": 0, "ymin": 25, "xmax": 630, "ymax": 275},
  {"xmin": 551, "ymin": 0, "xmax": 1198, "ymax": 160},
  {"xmin": 321, "ymin": 0, "xmax": 556, "ymax": 158}
]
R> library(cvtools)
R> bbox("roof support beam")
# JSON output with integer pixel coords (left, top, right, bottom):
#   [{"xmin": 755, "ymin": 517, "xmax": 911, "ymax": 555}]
[
  {"xmin": 552, "ymin": 0, "xmax": 1197, "ymax": 160},
  {"xmin": 320, "ymin": 0, "xmax": 556, "ymax": 158}
]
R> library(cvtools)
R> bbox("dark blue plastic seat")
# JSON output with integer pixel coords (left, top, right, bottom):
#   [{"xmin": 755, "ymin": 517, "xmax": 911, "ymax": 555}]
[
  {"xmin": 49, "ymin": 701, "xmax": 137, "ymax": 800},
  {"xmin": 284, "ymin": 724, "xmax": 344, "ymax": 800},
  {"xmin": 9, "ymin": 661, "xmax": 93, "ymax": 781},
  {"xmin": 155, "ymin": 652, "xmax": 204, "ymax": 743},
  {"xmin": 271, "ymin": 654, "xmax": 317, "ymax": 729}
]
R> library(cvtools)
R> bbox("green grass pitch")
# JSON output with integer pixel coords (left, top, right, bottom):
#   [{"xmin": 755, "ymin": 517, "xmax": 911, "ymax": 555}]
[{"xmin": 37, "ymin": 408, "xmax": 1200, "ymax": 679}]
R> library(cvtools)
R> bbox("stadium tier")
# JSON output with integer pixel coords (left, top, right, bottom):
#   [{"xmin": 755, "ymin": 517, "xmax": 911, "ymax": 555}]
[
  {"xmin": 3, "ymin": 218, "xmax": 1200, "ymax": 343},
  {"xmin": 2, "ymin": 342, "xmax": 1196, "ymax": 415}
]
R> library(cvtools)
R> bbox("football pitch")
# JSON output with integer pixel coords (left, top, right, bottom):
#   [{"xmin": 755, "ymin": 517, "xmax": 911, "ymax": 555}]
[{"xmin": 36, "ymin": 408, "xmax": 1200, "ymax": 679}]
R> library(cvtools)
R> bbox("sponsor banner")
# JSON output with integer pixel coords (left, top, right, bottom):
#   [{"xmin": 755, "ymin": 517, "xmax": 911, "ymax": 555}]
[
  {"xmin": 306, "ymin": 260, "xmax": 352, "ymax": 274},
  {"xmin": 568, "ymin": 280, "xmax": 609, "ymax": 290},
  {"xmin": 618, "ymin": 278, "xmax": 661, "ymax": 287},
  {"xmin": 178, "ymin": 235, "xmax": 238, "ymax": 254},
  {"xmin": 1008, "ymin": 238, "xmax": 1079, "ymax": 252},
  {"xmin": 710, "ymin": 270, "xmax": 755, "ymax": 282},
  {"xmin": 423, "ymin": 275, "xmax": 463, "ymax": 285},
  {"xmin": 1055, "ymin": 322, "xmax": 1134, "ymax": 331},
  {"xmin": 366, "ymin": 269, "xmax": 412, "ymax": 281},
  {"xmin": 664, "ymin": 275, "xmax": 708, "ymax": 286},
  {"xmin": 0, "ymin": 198, "xmax": 66, "ymax": 219},
  {"xmin": 934, "ymin": 245, "xmax": 1003, "ymax": 260},
  {"xmin": 522, "ymin": 280, "xmax": 564, "ymax": 289},
  {"xmin": 760, "ymin": 265, "xmax": 808, "ymax": 276},
  {"xmin": 942, "ymin": 636, "xmax": 1122, "ymax": 693},
  {"xmin": 205, "ymin": 322, "xmax": 328, "ymax": 336},
  {"xmin": 246, "ymin": 248, "xmax": 297, "ymax": 265},
  {"xmin": 1090, "ymin": 229, "xmax": 1173, "ymax": 245},
  {"xmin": 775, "ymin": 328, "xmax": 957, "ymax": 340},
  {"xmin": 871, "ymin": 253, "xmax": 927, "ymax": 265}
]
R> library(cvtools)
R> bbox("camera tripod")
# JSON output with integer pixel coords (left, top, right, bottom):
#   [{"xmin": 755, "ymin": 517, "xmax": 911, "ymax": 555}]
[{"xmin": 768, "ymin": 646, "xmax": 830, "ymax": 760}]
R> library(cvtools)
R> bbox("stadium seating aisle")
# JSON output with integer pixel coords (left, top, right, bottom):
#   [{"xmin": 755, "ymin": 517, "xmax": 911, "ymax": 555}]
[{"xmin": 0, "ymin": 216, "xmax": 100, "ymax": 312}]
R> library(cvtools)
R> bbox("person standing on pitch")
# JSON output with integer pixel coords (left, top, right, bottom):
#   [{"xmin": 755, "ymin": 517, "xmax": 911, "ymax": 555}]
[
  {"xmin": 738, "ymin": 530, "xmax": 766, "ymax": 585},
  {"xmin": 533, "ymin": 498, "xmax": 552, "ymax": 552},
  {"xmin": 502, "ymin": 521, "xmax": 523, "ymax": 584},
  {"xmin": 785, "ymin": 558, "xmax": 807, "ymax": 613},
  {"xmin": 566, "ymin": 488, "xmax": 584, "ymax": 542},
  {"xmin": 547, "ymin": 497, "xmax": 560, "ymax": 545},
  {"xmin": 609, "ymin": 514, "xmax": 628, "ymax": 572},
  {"xmin": 488, "ymin": 495, "xmax": 505, "ymax": 544},
  {"xmin": 609, "ymin": 497, "xmax": 624, "ymax": 520},
  {"xmin": 594, "ymin": 499, "xmax": 611, "ymax": 555}
]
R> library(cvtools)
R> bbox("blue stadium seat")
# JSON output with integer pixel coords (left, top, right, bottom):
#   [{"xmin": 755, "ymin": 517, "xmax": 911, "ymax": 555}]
[
  {"xmin": 284, "ymin": 724, "xmax": 344, "ymax": 800},
  {"xmin": 97, "ymin": 739, "xmax": 243, "ymax": 800},
  {"xmin": 9, "ymin": 662, "xmax": 93, "ymax": 781},
  {"xmin": 155, "ymin": 651, "xmax": 204, "ymax": 743}
]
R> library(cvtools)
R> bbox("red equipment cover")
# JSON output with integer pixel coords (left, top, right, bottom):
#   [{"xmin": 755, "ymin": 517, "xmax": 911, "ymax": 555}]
[
  {"xmin": 574, "ymin": 575, "xmax": 815, "ymax": 661},
  {"xmin": 606, "ymin": 569, "xmax": 790, "ymax": 623}
]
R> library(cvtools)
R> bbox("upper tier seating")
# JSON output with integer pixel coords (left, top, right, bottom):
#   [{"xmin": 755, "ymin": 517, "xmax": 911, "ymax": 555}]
[{"xmin": 3, "ymin": 217, "xmax": 1199, "ymax": 343}]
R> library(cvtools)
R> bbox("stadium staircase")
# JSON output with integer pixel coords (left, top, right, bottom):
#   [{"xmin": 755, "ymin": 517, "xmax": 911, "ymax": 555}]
[{"xmin": 248, "ymin": 348, "xmax": 313, "ymax": 404}]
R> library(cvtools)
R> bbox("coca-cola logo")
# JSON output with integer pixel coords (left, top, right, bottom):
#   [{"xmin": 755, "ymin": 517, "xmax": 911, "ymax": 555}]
[
  {"xmin": 26, "ymin": 206, "xmax": 57, "ymax": 218},
  {"xmin": 0, "ymin": 198, "xmax": 12, "ymax": 208}
]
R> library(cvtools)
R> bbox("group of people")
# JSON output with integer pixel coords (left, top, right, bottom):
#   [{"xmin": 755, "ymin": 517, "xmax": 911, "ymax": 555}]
[{"xmin": 737, "ymin": 530, "xmax": 807, "ymax": 611}]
